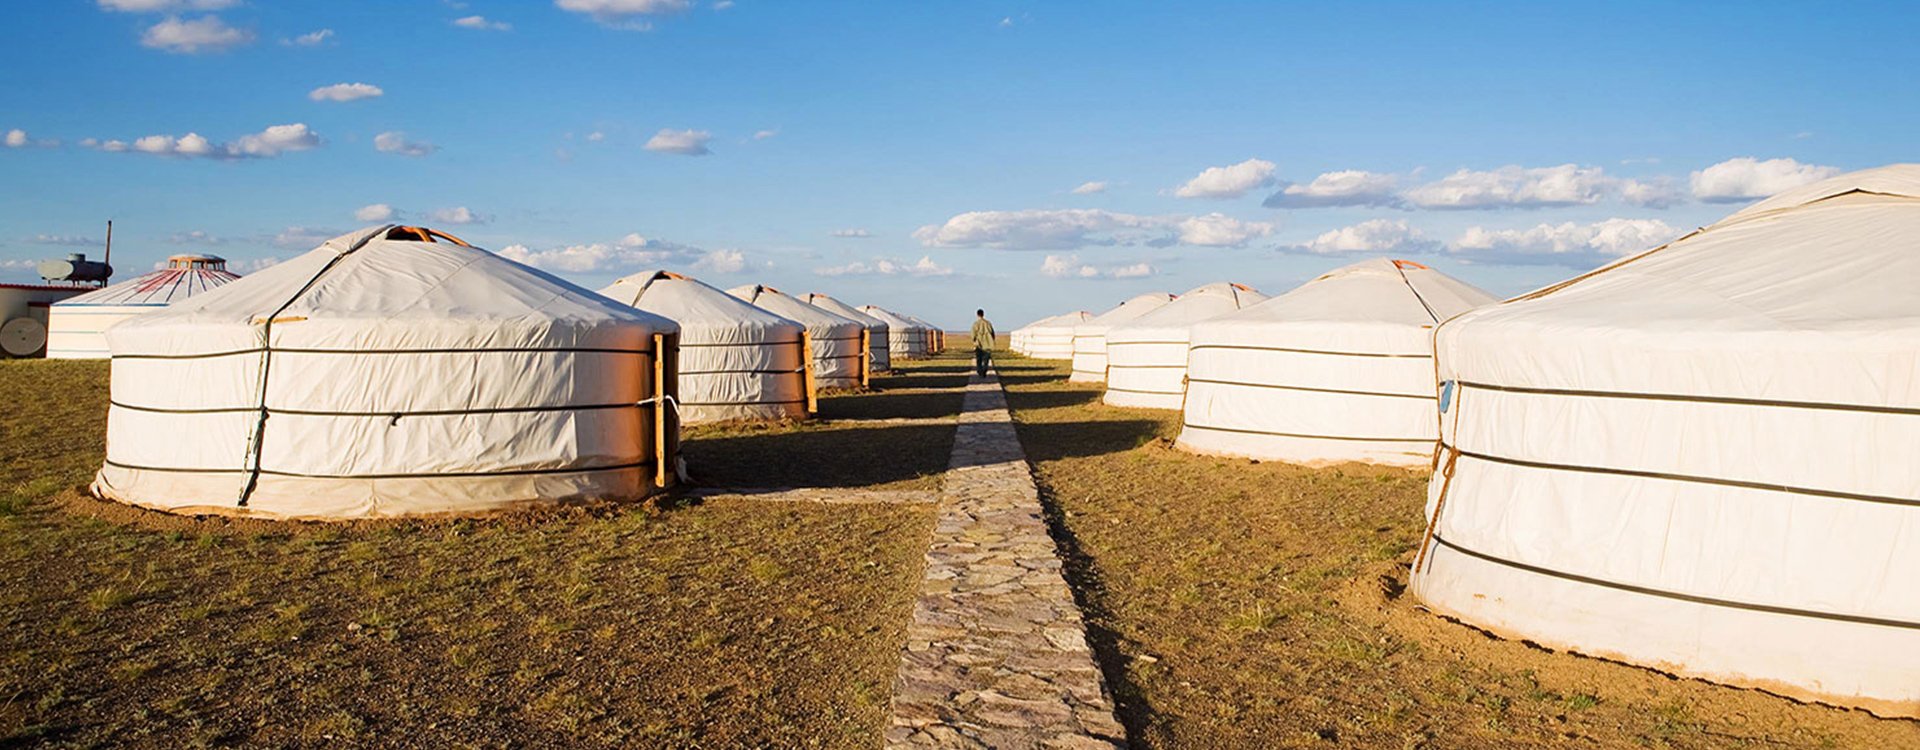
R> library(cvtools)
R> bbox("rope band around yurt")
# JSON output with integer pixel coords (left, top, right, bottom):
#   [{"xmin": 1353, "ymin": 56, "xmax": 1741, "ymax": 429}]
[{"xmin": 1180, "ymin": 421, "xmax": 1434, "ymax": 443}]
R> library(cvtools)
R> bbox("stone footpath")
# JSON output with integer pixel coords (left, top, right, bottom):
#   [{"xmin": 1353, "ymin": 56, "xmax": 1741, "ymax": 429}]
[{"xmin": 884, "ymin": 370, "xmax": 1126, "ymax": 749}]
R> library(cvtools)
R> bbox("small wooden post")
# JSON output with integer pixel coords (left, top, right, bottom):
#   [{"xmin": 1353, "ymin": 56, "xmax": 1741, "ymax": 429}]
[
  {"xmin": 800, "ymin": 332, "xmax": 818, "ymax": 415},
  {"xmin": 860, "ymin": 329, "xmax": 872, "ymax": 387},
  {"xmin": 652, "ymin": 332, "xmax": 670, "ymax": 489}
]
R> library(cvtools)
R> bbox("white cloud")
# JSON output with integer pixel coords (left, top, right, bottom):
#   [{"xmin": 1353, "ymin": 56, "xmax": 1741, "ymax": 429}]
[
  {"xmin": 308, "ymin": 82, "xmax": 384, "ymax": 102},
  {"xmin": 831, "ymin": 228, "xmax": 872, "ymax": 238},
  {"xmin": 1176, "ymin": 213, "xmax": 1274, "ymax": 247},
  {"xmin": 424, "ymin": 206, "xmax": 484, "ymax": 225},
  {"xmin": 714, "ymin": 0, "xmax": 735, "ymax": 8},
  {"xmin": 998, "ymin": 16, "xmax": 1014, "ymax": 27},
  {"xmin": 141, "ymin": 15, "xmax": 254, "ymax": 54},
  {"xmin": 496, "ymin": 233, "xmax": 708, "ymax": 273},
  {"xmin": 1263, "ymin": 170, "xmax": 1402, "ymax": 208},
  {"xmin": 1619, "ymin": 177, "xmax": 1682, "ymax": 209},
  {"xmin": 231, "ymin": 256, "xmax": 283, "ymax": 273},
  {"xmin": 284, "ymin": 29, "xmax": 334, "ymax": 46},
  {"xmin": 1070, "ymin": 181, "xmax": 1108, "ymax": 195},
  {"xmin": 1450, "ymin": 218, "xmax": 1681, "ymax": 262},
  {"xmin": 98, "ymin": 0, "xmax": 237, "ymax": 11},
  {"xmin": 29, "ymin": 234, "xmax": 103, "ymax": 246},
  {"xmin": 585, "ymin": 131, "xmax": 605, "ymax": 143},
  {"xmin": 693, "ymin": 248, "xmax": 746, "ymax": 274},
  {"xmin": 1039, "ymin": 254, "xmax": 1156, "ymax": 280},
  {"xmin": 354, "ymin": 204, "xmax": 397, "ymax": 222},
  {"xmin": 1293, "ymin": 219, "xmax": 1437, "ymax": 255},
  {"xmin": 86, "ymin": 123, "xmax": 320, "ymax": 160},
  {"xmin": 1689, "ymin": 157, "xmax": 1841, "ymax": 203},
  {"xmin": 4, "ymin": 129, "xmax": 25, "ymax": 148},
  {"xmin": 452, "ymin": 15, "xmax": 512, "ymax": 30},
  {"xmin": 273, "ymin": 226, "xmax": 342, "ymax": 249},
  {"xmin": 2, "ymin": 129, "xmax": 53, "ymax": 149},
  {"xmin": 752, "ymin": 129, "xmax": 778, "ymax": 140},
  {"xmin": 373, "ymin": 131, "xmax": 437, "ymax": 157},
  {"xmin": 166, "ymin": 230, "xmax": 227, "ymax": 245},
  {"xmin": 1403, "ymin": 164, "xmax": 1615, "ymax": 209},
  {"xmin": 644, "ymin": 128, "xmax": 711, "ymax": 155},
  {"xmin": 1174, "ymin": 158, "xmax": 1277, "ymax": 199},
  {"xmin": 815, "ymin": 256, "xmax": 954, "ymax": 278},
  {"xmin": 554, "ymin": 0, "xmax": 691, "ymax": 29}
]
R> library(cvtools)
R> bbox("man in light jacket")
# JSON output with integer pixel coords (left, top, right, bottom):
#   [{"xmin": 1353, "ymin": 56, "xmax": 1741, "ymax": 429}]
[{"xmin": 970, "ymin": 309, "xmax": 995, "ymax": 377}]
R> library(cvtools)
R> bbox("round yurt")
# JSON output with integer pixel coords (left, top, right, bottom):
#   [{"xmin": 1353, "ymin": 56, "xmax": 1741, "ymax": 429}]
[
  {"xmin": 903, "ymin": 313, "xmax": 944, "ymax": 353},
  {"xmin": 803, "ymin": 293, "xmax": 891, "ymax": 373},
  {"xmin": 1069, "ymin": 293, "xmax": 1175, "ymax": 382},
  {"xmin": 1178, "ymin": 260, "xmax": 1495, "ymax": 466},
  {"xmin": 1410, "ymin": 164, "xmax": 1920, "ymax": 717},
  {"xmin": 92, "ymin": 225, "xmax": 681, "ymax": 520},
  {"xmin": 860, "ymin": 305, "xmax": 929, "ymax": 361},
  {"xmin": 729, "ymin": 284, "xmax": 868, "ymax": 390},
  {"xmin": 601, "ymin": 271, "xmax": 809, "ymax": 424},
  {"xmin": 1023, "ymin": 311, "xmax": 1092, "ymax": 361},
  {"xmin": 47, "ymin": 254, "xmax": 242, "ymax": 359},
  {"xmin": 1104, "ymin": 282, "xmax": 1266, "ymax": 409}
]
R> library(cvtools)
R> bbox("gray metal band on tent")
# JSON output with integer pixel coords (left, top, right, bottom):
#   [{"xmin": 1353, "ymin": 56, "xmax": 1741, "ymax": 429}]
[
  {"xmin": 1185, "ymin": 378, "xmax": 1431, "ymax": 400},
  {"xmin": 677, "ymin": 339, "xmax": 806, "ymax": 348},
  {"xmin": 115, "ymin": 345, "xmax": 655, "ymax": 361},
  {"xmin": 1427, "ymin": 533, "xmax": 1920, "ymax": 631},
  {"xmin": 1187, "ymin": 344, "xmax": 1431, "ymax": 359},
  {"xmin": 109, "ymin": 400, "xmax": 655, "ymax": 418},
  {"xmin": 108, "ymin": 458, "xmax": 655, "ymax": 480},
  {"xmin": 1183, "ymin": 422, "xmax": 1430, "ymax": 443},
  {"xmin": 679, "ymin": 369, "xmax": 809, "ymax": 376},
  {"xmin": 1440, "ymin": 442, "xmax": 1920, "ymax": 508},
  {"xmin": 1455, "ymin": 380, "xmax": 1920, "ymax": 417}
]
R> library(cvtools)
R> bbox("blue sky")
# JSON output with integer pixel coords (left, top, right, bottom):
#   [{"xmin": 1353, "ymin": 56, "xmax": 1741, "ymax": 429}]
[{"xmin": 3, "ymin": 1, "xmax": 1915, "ymax": 327}]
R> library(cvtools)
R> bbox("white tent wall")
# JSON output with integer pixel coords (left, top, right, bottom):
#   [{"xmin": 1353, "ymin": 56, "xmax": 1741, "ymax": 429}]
[
  {"xmin": 1069, "ymin": 293, "xmax": 1174, "ymax": 383},
  {"xmin": 902, "ymin": 313, "xmax": 943, "ymax": 354},
  {"xmin": 602, "ymin": 272, "xmax": 808, "ymax": 424},
  {"xmin": 730, "ymin": 285, "xmax": 866, "ymax": 390},
  {"xmin": 1103, "ymin": 283, "xmax": 1266, "ymax": 409},
  {"xmin": 804, "ymin": 293, "xmax": 891, "ymax": 373},
  {"xmin": 1178, "ymin": 260, "xmax": 1495, "ymax": 466},
  {"xmin": 46, "ymin": 255, "xmax": 241, "ymax": 359},
  {"xmin": 861, "ymin": 305, "xmax": 929, "ymax": 360},
  {"xmin": 91, "ymin": 226, "xmax": 679, "ymax": 520},
  {"xmin": 1410, "ymin": 165, "xmax": 1920, "ymax": 717},
  {"xmin": 1024, "ymin": 311, "xmax": 1091, "ymax": 360}
]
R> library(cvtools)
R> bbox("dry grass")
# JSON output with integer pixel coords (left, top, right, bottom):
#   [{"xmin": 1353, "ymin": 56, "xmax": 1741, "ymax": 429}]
[
  {"xmin": 1000, "ymin": 355, "xmax": 1919, "ymax": 749},
  {"xmin": 0, "ymin": 357, "xmax": 961, "ymax": 748}
]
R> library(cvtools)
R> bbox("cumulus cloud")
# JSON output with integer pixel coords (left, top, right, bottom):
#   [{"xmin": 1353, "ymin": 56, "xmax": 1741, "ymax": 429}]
[
  {"xmin": 453, "ymin": 15, "xmax": 512, "ymax": 30},
  {"xmin": 284, "ymin": 29, "xmax": 334, "ymax": 46},
  {"xmin": 693, "ymin": 248, "xmax": 746, "ymax": 274},
  {"xmin": 1291, "ymin": 219, "xmax": 1438, "ymax": 255},
  {"xmin": 273, "ymin": 226, "xmax": 343, "ymax": 249},
  {"xmin": 814, "ymin": 256, "xmax": 954, "ymax": 278},
  {"xmin": 166, "ymin": 230, "xmax": 227, "ymax": 245},
  {"xmin": 354, "ymin": 203, "xmax": 397, "ymax": 222},
  {"xmin": 29, "ymin": 234, "xmax": 104, "ymax": 246},
  {"xmin": 85, "ymin": 123, "xmax": 320, "ymax": 160},
  {"xmin": 98, "ymin": 0, "xmax": 237, "ymax": 11},
  {"xmin": 496, "ymin": 233, "xmax": 708, "ymax": 273},
  {"xmin": 4, "ymin": 129, "xmax": 56, "ymax": 148},
  {"xmin": 585, "ymin": 131, "xmax": 606, "ymax": 143},
  {"xmin": 831, "ymin": 228, "xmax": 873, "ymax": 238},
  {"xmin": 424, "ymin": 206, "xmax": 484, "ymax": 225},
  {"xmin": 3, "ymin": 129, "xmax": 25, "ymax": 148},
  {"xmin": 752, "ymin": 129, "xmax": 778, "ymax": 140},
  {"xmin": 644, "ymin": 128, "xmax": 711, "ymax": 155},
  {"xmin": 1039, "ymin": 254, "xmax": 1157, "ymax": 280},
  {"xmin": 1070, "ymin": 181, "xmax": 1109, "ymax": 195},
  {"xmin": 1176, "ymin": 213, "xmax": 1275, "ymax": 247},
  {"xmin": 231, "ymin": 256, "xmax": 283, "ymax": 273},
  {"xmin": 1690, "ymin": 157, "xmax": 1840, "ymax": 203},
  {"xmin": 374, "ymin": 131, "xmax": 437, "ymax": 157},
  {"xmin": 914, "ymin": 208, "xmax": 1272, "ymax": 250},
  {"xmin": 141, "ymin": 15, "xmax": 254, "ymax": 54},
  {"xmin": 554, "ymin": 0, "xmax": 691, "ymax": 29},
  {"xmin": 1450, "ymin": 218, "xmax": 1681, "ymax": 264},
  {"xmin": 1263, "ymin": 170, "xmax": 1402, "ymax": 208},
  {"xmin": 1620, "ymin": 177, "xmax": 1683, "ymax": 209},
  {"xmin": 1403, "ymin": 164, "xmax": 1616, "ymax": 209},
  {"xmin": 1174, "ymin": 158, "xmax": 1277, "ymax": 199},
  {"xmin": 308, "ymin": 82, "xmax": 383, "ymax": 102}
]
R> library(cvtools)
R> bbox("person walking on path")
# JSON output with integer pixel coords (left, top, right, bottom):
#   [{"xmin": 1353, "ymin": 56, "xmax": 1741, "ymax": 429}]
[{"xmin": 970, "ymin": 309, "xmax": 996, "ymax": 377}]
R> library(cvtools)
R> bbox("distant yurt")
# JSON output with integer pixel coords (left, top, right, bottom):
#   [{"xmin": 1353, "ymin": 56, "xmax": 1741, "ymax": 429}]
[
  {"xmin": 1411, "ymin": 164, "xmax": 1920, "ymax": 717},
  {"xmin": 92, "ymin": 225, "xmax": 681, "ymax": 520},
  {"xmin": 803, "ymin": 293, "xmax": 891, "ymax": 373},
  {"xmin": 729, "ymin": 284, "xmax": 868, "ymax": 390},
  {"xmin": 602, "ymin": 271, "xmax": 810, "ymax": 424},
  {"xmin": 46, "ymin": 254, "xmax": 241, "ymax": 359},
  {"xmin": 1178, "ymin": 260, "xmax": 1494, "ymax": 466},
  {"xmin": 1104, "ymin": 282, "xmax": 1266, "ymax": 409},
  {"xmin": 1023, "ymin": 311, "xmax": 1092, "ymax": 361},
  {"xmin": 902, "ymin": 313, "xmax": 944, "ymax": 353},
  {"xmin": 861, "ymin": 305, "xmax": 929, "ymax": 360},
  {"xmin": 1069, "ymin": 293, "xmax": 1175, "ymax": 382}
]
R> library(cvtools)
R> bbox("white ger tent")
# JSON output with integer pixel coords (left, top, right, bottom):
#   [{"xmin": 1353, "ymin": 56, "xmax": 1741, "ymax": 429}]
[
  {"xmin": 903, "ymin": 313, "xmax": 944, "ymax": 353},
  {"xmin": 861, "ymin": 305, "xmax": 929, "ymax": 361},
  {"xmin": 729, "ymin": 284, "xmax": 868, "ymax": 390},
  {"xmin": 1104, "ymin": 282, "xmax": 1265, "ymax": 409},
  {"xmin": 1411, "ymin": 164, "xmax": 1920, "ymax": 717},
  {"xmin": 602, "ymin": 271, "xmax": 809, "ymax": 424},
  {"xmin": 1022, "ymin": 311, "xmax": 1092, "ymax": 361},
  {"xmin": 92, "ymin": 225, "xmax": 680, "ymax": 520},
  {"xmin": 1069, "ymin": 293, "xmax": 1175, "ymax": 383},
  {"xmin": 1178, "ymin": 260, "xmax": 1495, "ymax": 466},
  {"xmin": 46, "ymin": 254, "xmax": 241, "ymax": 359},
  {"xmin": 803, "ymin": 293, "xmax": 891, "ymax": 373}
]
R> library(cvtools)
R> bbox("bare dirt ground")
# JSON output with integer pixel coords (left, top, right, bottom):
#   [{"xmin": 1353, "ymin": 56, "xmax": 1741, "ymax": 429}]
[
  {"xmin": 999, "ymin": 355, "xmax": 1920, "ymax": 749},
  {"xmin": 0, "ymin": 357, "xmax": 961, "ymax": 748}
]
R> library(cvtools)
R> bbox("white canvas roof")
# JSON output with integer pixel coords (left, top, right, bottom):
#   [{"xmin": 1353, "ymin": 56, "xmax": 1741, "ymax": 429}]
[
  {"xmin": 1178, "ymin": 259, "xmax": 1495, "ymax": 465},
  {"xmin": 803, "ymin": 292, "xmax": 890, "ymax": 372},
  {"xmin": 47, "ymin": 254, "xmax": 242, "ymax": 359},
  {"xmin": 602, "ymin": 271, "xmax": 808, "ymax": 423},
  {"xmin": 1103, "ymin": 282, "xmax": 1266, "ymax": 409},
  {"xmin": 860, "ymin": 305, "xmax": 928, "ymax": 360},
  {"xmin": 1069, "ymin": 293, "xmax": 1174, "ymax": 381},
  {"xmin": 729, "ymin": 284, "xmax": 867, "ymax": 390},
  {"xmin": 1412, "ymin": 164, "xmax": 1920, "ymax": 717},
  {"xmin": 1023, "ymin": 310, "xmax": 1091, "ymax": 360},
  {"xmin": 92, "ymin": 225, "xmax": 679, "ymax": 520}
]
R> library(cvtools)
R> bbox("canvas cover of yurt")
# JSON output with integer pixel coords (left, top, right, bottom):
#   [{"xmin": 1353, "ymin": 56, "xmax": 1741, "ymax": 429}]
[
  {"xmin": 46, "ymin": 254, "xmax": 242, "ymax": 359},
  {"xmin": 602, "ymin": 271, "xmax": 809, "ymax": 424},
  {"xmin": 861, "ymin": 305, "xmax": 929, "ymax": 360},
  {"xmin": 1068, "ymin": 293, "xmax": 1175, "ymax": 382},
  {"xmin": 902, "ymin": 313, "xmax": 944, "ymax": 353},
  {"xmin": 1410, "ymin": 164, "xmax": 1920, "ymax": 717},
  {"xmin": 803, "ymin": 292, "xmax": 891, "ymax": 372},
  {"xmin": 729, "ymin": 284, "xmax": 867, "ymax": 390},
  {"xmin": 92, "ymin": 225, "xmax": 681, "ymax": 520},
  {"xmin": 1103, "ymin": 282, "xmax": 1266, "ymax": 409},
  {"xmin": 1177, "ymin": 260, "xmax": 1495, "ymax": 466},
  {"xmin": 1022, "ymin": 311, "xmax": 1092, "ymax": 360}
]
